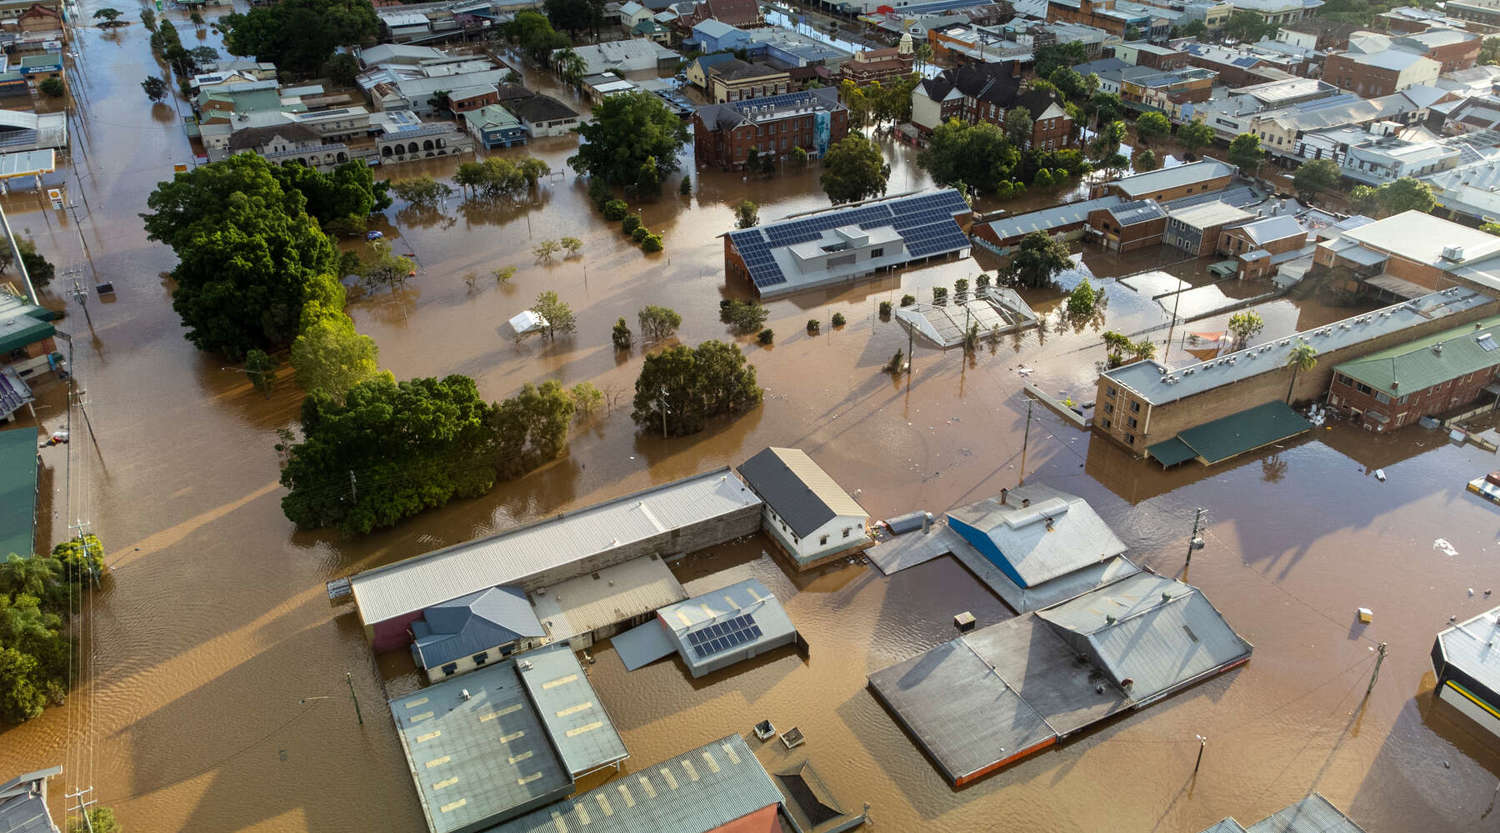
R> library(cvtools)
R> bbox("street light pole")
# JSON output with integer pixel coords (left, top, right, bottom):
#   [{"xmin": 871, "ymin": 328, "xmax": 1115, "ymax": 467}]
[{"xmin": 1185, "ymin": 507, "xmax": 1206, "ymax": 566}]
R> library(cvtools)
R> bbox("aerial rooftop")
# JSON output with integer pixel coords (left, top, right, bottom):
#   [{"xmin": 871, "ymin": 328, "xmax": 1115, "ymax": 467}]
[{"xmin": 1111, "ymin": 159, "xmax": 1238, "ymax": 200}]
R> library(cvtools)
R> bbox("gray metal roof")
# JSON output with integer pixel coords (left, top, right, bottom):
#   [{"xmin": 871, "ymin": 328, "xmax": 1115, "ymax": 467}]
[
  {"xmin": 413, "ymin": 586, "xmax": 544, "ymax": 669},
  {"xmin": 488, "ymin": 734, "xmax": 783, "ymax": 833},
  {"xmin": 1108, "ymin": 199, "xmax": 1167, "ymax": 226},
  {"xmin": 657, "ymin": 578, "xmax": 799, "ymax": 672},
  {"xmin": 1199, "ymin": 822, "xmax": 1250, "ymax": 833},
  {"xmin": 390, "ymin": 663, "xmax": 572, "ymax": 833},
  {"xmin": 982, "ymin": 195, "xmax": 1121, "ymax": 242},
  {"xmin": 0, "ymin": 767, "xmax": 59, "ymax": 833},
  {"xmin": 1100, "ymin": 287, "xmax": 1493, "ymax": 405},
  {"xmin": 1112, "ymin": 159, "xmax": 1237, "ymax": 199},
  {"xmin": 1168, "ymin": 200, "xmax": 1255, "ymax": 231},
  {"xmin": 1436, "ymin": 605, "xmax": 1500, "ymax": 700},
  {"xmin": 1235, "ymin": 215, "xmax": 1305, "ymax": 246},
  {"xmin": 737, "ymin": 447, "xmax": 864, "ymax": 538},
  {"xmin": 515, "ymin": 644, "xmax": 628, "ymax": 777},
  {"xmin": 946, "ymin": 484, "xmax": 1128, "ymax": 588},
  {"xmin": 530, "ymin": 555, "xmax": 686, "ymax": 644},
  {"xmin": 1245, "ymin": 793, "xmax": 1368, "ymax": 833},
  {"xmin": 350, "ymin": 470, "xmax": 760, "ymax": 626},
  {"xmin": 1037, "ymin": 573, "xmax": 1253, "ymax": 703}
]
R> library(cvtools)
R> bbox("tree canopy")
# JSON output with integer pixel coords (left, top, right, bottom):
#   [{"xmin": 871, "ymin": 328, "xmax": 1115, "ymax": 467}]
[
  {"xmin": 506, "ymin": 10, "xmax": 571, "ymax": 64},
  {"xmin": 1177, "ymin": 118, "xmax": 1215, "ymax": 157},
  {"xmin": 544, "ymin": 0, "xmax": 603, "ymax": 36},
  {"xmin": 1350, "ymin": 176, "xmax": 1435, "ymax": 217},
  {"xmin": 632, "ymin": 341, "xmax": 762, "ymax": 437},
  {"xmin": 220, "ymin": 0, "xmax": 379, "ymax": 77},
  {"xmin": 493, "ymin": 381, "xmax": 575, "ymax": 479},
  {"xmin": 820, "ymin": 134, "xmax": 890, "ymax": 205},
  {"xmin": 1007, "ymin": 231, "xmax": 1072, "ymax": 288},
  {"xmin": 569, "ymin": 91, "xmax": 688, "ymax": 193},
  {"xmin": 1134, "ymin": 110, "xmax": 1170, "ymax": 144},
  {"xmin": 271, "ymin": 160, "xmax": 390, "ymax": 229},
  {"xmin": 290, "ymin": 310, "xmax": 383, "ymax": 398},
  {"xmin": 1292, "ymin": 158, "xmax": 1341, "ymax": 202},
  {"xmin": 142, "ymin": 154, "xmax": 338, "ymax": 357},
  {"xmin": 1223, "ymin": 9, "xmax": 1277, "ymax": 42},
  {"xmin": 1228, "ymin": 132, "xmax": 1264, "ymax": 174},
  {"xmin": 0, "ymin": 551, "xmax": 77, "ymax": 723},
  {"xmin": 1034, "ymin": 41, "xmax": 1087, "ymax": 78}
]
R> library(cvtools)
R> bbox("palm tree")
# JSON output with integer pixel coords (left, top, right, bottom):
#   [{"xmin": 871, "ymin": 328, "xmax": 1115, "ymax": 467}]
[
  {"xmin": 0, "ymin": 553, "xmax": 56, "ymax": 599},
  {"xmin": 1284, "ymin": 340, "xmax": 1318, "ymax": 403}
]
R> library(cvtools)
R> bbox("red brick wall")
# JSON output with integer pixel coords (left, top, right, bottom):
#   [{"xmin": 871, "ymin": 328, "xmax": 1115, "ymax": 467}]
[
  {"xmin": 1323, "ymin": 53, "xmax": 1401, "ymax": 97},
  {"xmin": 1330, "ymin": 364, "xmax": 1499, "ymax": 430},
  {"xmin": 1030, "ymin": 114, "xmax": 1073, "ymax": 150},
  {"xmin": 1423, "ymin": 39, "xmax": 1480, "ymax": 72},
  {"xmin": 695, "ymin": 109, "xmax": 847, "ymax": 169}
]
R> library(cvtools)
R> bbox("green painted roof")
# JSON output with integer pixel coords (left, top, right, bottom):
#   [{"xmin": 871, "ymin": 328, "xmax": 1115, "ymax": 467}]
[
  {"xmin": 1147, "ymin": 436, "xmax": 1197, "ymax": 467},
  {"xmin": 0, "ymin": 292, "xmax": 54, "ymax": 355},
  {"xmin": 1334, "ymin": 314, "xmax": 1500, "ymax": 397},
  {"xmin": 18, "ymin": 53, "xmax": 61, "ymax": 69},
  {"xmin": 1175, "ymin": 400, "xmax": 1312, "ymax": 465},
  {"xmin": 0, "ymin": 427, "xmax": 37, "ymax": 558}
]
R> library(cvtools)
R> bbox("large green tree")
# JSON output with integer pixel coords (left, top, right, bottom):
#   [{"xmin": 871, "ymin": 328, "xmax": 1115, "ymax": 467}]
[
  {"xmin": 569, "ymin": 91, "xmax": 688, "ymax": 192},
  {"xmin": 290, "ymin": 311, "xmax": 383, "ymax": 397},
  {"xmin": 142, "ymin": 154, "xmax": 338, "ymax": 357},
  {"xmin": 1223, "ymin": 9, "xmax": 1276, "ymax": 42},
  {"xmin": 1177, "ymin": 118, "xmax": 1215, "ymax": 158},
  {"xmin": 272, "ymin": 160, "xmax": 391, "ymax": 228},
  {"xmin": 820, "ymin": 134, "xmax": 890, "ymax": 205},
  {"xmin": 1134, "ymin": 110, "xmax": 1170, "ymax": 145},
  {"xmin": 1033, "ymin": 41, "xmax": 1087, "ymax": 78},
  {"xmin": 280, "ymin": 375, "xmax": 503, "ymax": 533},
  {"xmin": 1292, "ymin": 158, "xmax": 1341, "ymax": 203},
  {"xmin": 544, "ymin": 0, "xmax": 603, "ymax": 36},
  {"xmin": 220, "ymin": 0, "xmax": 379, "ymax": 77},
  {"xmin": 507, "ymin": 10, "xmax": 571, "ymax": 64},
  {"xmin": 632, "ymin": 341, "xmax": 762, "ymax": 437},
  {"xmin": 1007, "ymin": 231, "xmax": 1072, "ymax": 288},
  {"xmin": 1228, "ymin": 132, "xmax": 1264, "ymax": 175},
  {"xmin": 1376, "ymin": 176, "xmax": 1437, "ymax": 215},
  {"xmin": 493, "ymin": 381, "xmax": 575, "ymax": 479},
  {"xmin": 919, "ymin": 120, "xmax": 1020, "ymax": 193}
]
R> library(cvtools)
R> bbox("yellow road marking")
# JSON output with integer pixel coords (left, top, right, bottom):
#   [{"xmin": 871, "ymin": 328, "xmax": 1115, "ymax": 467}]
[
  {"xmin": 433, "ymin": 777, "xmax": 459, "ymax": 790},
  {"xmin": 660, "ymin": 768, "xmax": 678, "ymax": 790},
  {"xmin": 682, "ymin": 760, "xmax": 699, "ymax": 782},
  {"xmin": 509, "ymin": 750, "xmax": 535, "ymax": 765},
  {"xmin": 556, "ymin": 702, "xmax": 593, "ymax": 717},
  {"xmin": 518, "ymin": 772, "xmax": 544, "ymax": 785},
  {"xmin": 424, "ymin": 756, "xmax": 451, "ymax": 769},
  {"xmin": 595, "ymin": 794, "xmax": 613, "ymax": 816},
  {"xmin": 479, "ymin": 704, "xmax": 523, "ymax": 722},
  {"xmin": 566, "ymin": 721, "xmax": 603, "ymax": 737},
  {"xmin": 409, "ymin": 711, "xmax": 434, "ymax": 723},
  {"xmin": 440, "ymin": 799, "xmax": 467, "ymax": 814},
  {"xmin": 721, "ymin": 743, "xmax": 740, "ymax": 765},
  {"xmin": 416, "ymin": 731, "xmax": 441, "ymax": 743},
  {"xmin": 404, "ymin": 697, "xmax": 429, "ymax": 709},
  {"xmin": 616, "ymin": 784, "xmax": 635, "ymax": 808},
  {"xmin": 638, "ymin": 776, "xmax": 656, "ymax": 799},
  {"xmin": 500, "ymin": 731, "xmax": 525, "ymax": 743},
  {"xmin": 542, "ymin": 674, "xmax": 579, "ymax": 690},
  {"xmin": 701, "ymin": 751, "xmax": 720, "ymax": 774}
]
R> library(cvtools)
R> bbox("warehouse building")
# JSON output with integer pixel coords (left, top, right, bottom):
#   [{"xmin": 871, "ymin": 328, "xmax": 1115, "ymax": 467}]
[
  {"xmin": 1090, "ymin": 158, "xmax": 1238, "ymax": 202},
  {"xmin": 343, "ymin": 469, "xmax": 762, "ymax": 652},
  {"xmin": 389, "ymin": 643, "xmax": 628, "ymax": 833},
  {"xmin": 869, "ymin": 571, "xmax": 1251, "ymax": 786},
  {"xmin": 613, "ymin": 578, "xmax": 801, "ymax": 678},
  {"xmin": 737, "ymin": 446, "xmax": 870, "ymax": 570},
  {"xmin": 1432, "ymin": 605, "xmax": 1500, "ymax": 739},
  {"xmin": 1198, "ymin": 793, "xmax": 1368, "ymax": 832}
]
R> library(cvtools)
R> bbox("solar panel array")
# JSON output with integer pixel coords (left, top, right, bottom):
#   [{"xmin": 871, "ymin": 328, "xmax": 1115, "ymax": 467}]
[
  {"xmin": 728, "ymin": 190, "xmax": 971, "ymax": 290},
  {"xmin": 686, "ymin": 614, "xmax": 763, "ymax": 659}
]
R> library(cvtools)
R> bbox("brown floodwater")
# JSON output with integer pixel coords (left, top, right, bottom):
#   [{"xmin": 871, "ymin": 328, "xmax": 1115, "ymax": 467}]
[{"xmin": 4, "ymin": 7, "xmax": 1500, "ymax": 833}]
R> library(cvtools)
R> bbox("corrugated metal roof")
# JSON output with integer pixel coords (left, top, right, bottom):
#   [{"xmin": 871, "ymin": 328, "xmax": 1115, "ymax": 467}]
[
  {"xmin": 0, "ymin": 767, "xmax": 60, "ymax": 833},
  {"xmin": 531, "ymin": 555, "xmax": 686, "ymax": 643},
  {"xmin": 1169, "ymin": 200, "xmax": 1255, "ymax": 230},
  {"xmin": 1245, "ymin": 793, "xmax": 1368, "ymax": 833},
  {"xmin": 656, "ymin": 578, "xmax": 798, "ymax": 673},
  {"xmin": 737, "ymin": 447, "xmax": 864, "ymax": 537},
  {"xmin": 983, "ymin": 196, "xmax": 1121, "ymax": 242},
  {"xmin": 1198, "ymin": 821, "xmax": 1251, "ymax": 833},
  {"xmin": 1113, "ymin": 159, "xmax": 1238, "ymax": 199},
  {"xmin": 1087, "ymin": 590, "xmax": 1252, "ymax": 700},
  {"xmin": 1108, "ymin": 199, "xmax": 1167, "ymax": 226},
  {"xmin": 946, "ymin": 484, "xmax": 1128, "ymax": 588},
  {"xmin": 350, "ymin": 470, "xmax": 760, "ymax": 626},
  {"xmin": 490, "ymin": 735, "xmax": 783, "ymax": 833},
  {"xmin": 412, "ymin": 586, "xmax": 545, "ymax": 669},
  {"xmin": 1335, "ymin": 314, "xmax": 1500, "ymax": 396},
  {"xmin": 516, "ymin": 644, "xmax": 628, "ymax": 777},
  {"xmin": 1236, "ymin": 215, "xmax": 1305, "ymax": 246},
  {"xmin": 0, "ymin": 428, "xmax": 36, "ymax": 560},
  {"xmin": 1436, "ymin": 605, "xmax": 1500, "ymax": 701}
]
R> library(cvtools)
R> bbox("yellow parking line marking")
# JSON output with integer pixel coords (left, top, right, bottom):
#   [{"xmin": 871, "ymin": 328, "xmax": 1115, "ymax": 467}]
[
  {"xmin": 638, "ymin": 776, "xmax": 656, "ymax": 799},
  {"xmin": 518, "ymin": 772, "xmax": 544, "ymax": 785},
  {"xmin": 660, "ymin": 768, "xmax": 678, "ymax": 790},
  {"xmin": 432, "ymin": 777, "xmax": 459, "ymax": 790},
  {"xmin": 409, "ymin": 711, "xmax": 434, "ymax": 723},
  {"xmin": 424, "ymin": 756, "xmax": 451, "ymax": 769},
  {"xmin": 721, "ymin": 743, "xmax": 740, "ymax": 765},
  {"xmin": 404, "ymin": 697, "xmax": 429, "ymax": 708},
  {"xmin": 440, "ymin": 799, "xmax": 467, "ymax": 814},
  {"xmin": 499, "ymin": 731, "xmax": 525, "ymax": 744},
  {"xmin": 542, "ymin": 674, "xmax": 579, "ymax": 690},
  {"xmin": 509, "ymin": 750, "xmax": 535, "ymax": 765},
  {"xmin": 566, "ymin": 721, "xmax": 603, "ymax": 737},
  {"xmin": 479, "ymin": 704, "xmax": 523, "ymax": 722},
  {"xmin": 701, "ymin": 751, "xmax": 720, "ymax": 774},
  {"xmin": 595, "ymin": 794, "xmax": 613, "ymax": 816},
  {"xmin": 556, "ymin": 702, "xmax": 593, "ymax": 717},
  {"xmin": 551, "ymin": 810, "xmax": 568, "ymax": 833},
  {"xmin": 616, "ymin": 784, "xmax": 635, "ymax": 808},
  {"xmin": 577, "ymin": 803, "xmax": 591, "ymax": 825},
  {"xmin": 681, "ymin": 760, "xmax": 699, "ymax": 782}
]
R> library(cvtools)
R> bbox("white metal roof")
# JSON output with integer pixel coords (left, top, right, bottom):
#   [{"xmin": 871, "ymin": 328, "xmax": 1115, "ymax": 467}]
[
  {"xmin": 350, "ymin": 470, "xmax": 760, "ymax": 625},
  {"xmin": 0, "ymin": 148, "xmax": 51, "ymax": 179},
  {"xmin": 947, "ymin": 484, "xmax": 1127, "ymax": 588}
]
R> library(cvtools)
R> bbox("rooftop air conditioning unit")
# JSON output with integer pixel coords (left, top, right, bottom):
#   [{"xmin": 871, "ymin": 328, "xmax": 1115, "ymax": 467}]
[{"xmin": 1442, "ymin": 245, "xmax": 1465, "ymax": 261}]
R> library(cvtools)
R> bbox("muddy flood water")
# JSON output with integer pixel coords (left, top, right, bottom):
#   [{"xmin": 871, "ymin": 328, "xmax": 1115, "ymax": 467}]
[{"xmin": 4, "ymin": 6, "xmax": 1500, "ymax": 833}]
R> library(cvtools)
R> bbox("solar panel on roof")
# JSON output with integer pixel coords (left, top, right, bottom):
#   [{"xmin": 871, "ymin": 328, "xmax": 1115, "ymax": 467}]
[{"xmin": 686, "ymin": 613, "xmax": 761, "ymax": 659}]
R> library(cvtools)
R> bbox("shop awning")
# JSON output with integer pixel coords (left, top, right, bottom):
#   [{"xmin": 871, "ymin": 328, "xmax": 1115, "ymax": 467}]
[{"xmin": 1175, "ymin": 400, "xmax": 1313, "ymax": 465}]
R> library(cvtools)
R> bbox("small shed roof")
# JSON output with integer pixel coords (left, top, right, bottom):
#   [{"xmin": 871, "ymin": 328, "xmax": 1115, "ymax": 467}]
[
  {"xmin": 0, "ymin": 428, "xmax": 36, "ymax": 560},
  {"xmin": 1235, "ymin": 214, "xmax": 1305, "ymax": 246},
  {"xmin": 737, "ymin": 447, "xmax": 864, "ymax": 538},
  {"xmin": 946, "ymin": 484, "xmax": 1127, "ymax": 588},
  {"xmin": 1169, "ymin": 200, "xmax": 1255, "ymax": 231}
]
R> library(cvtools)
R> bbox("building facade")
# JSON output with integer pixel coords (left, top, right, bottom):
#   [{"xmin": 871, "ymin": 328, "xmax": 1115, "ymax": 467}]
[
  {"xmin": 707, "ymin": 59, "xmax": 792, "ymax": 103},
  {"xmin": 1322, "ymin": 50, "xmax": 1441, "ymax": 97},
  {"xmin": 1328, "ymin": 314, "xmax": 1500, "ymax": 431},
  {"xmin": 693, "ymin": 87, "xmax": 847, "ymax": 170}
]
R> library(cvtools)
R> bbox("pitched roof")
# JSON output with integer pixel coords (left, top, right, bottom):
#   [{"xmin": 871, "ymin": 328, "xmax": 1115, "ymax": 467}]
[
  {"xmin": 737, "ymin": 447, "xmax": 864, "ymax": 537},
  {"xmin": 711, "ymin": 58, "xmax": 785, "ymax": 81},
  {"xmin": 704, "ymin": 0, "xmax": 761, "ymax": 26},
  {"xmin": 224, "ymin": 121, "xmax": 321, "ymax": 152},
  {"xmin": 0, "ymin": 766, "xmax": 60, "ymax": 833},
  {"xmin": 947, "ymin": 484, "xmax": 1128, "ymax": 588},
  {"xmin": 1244, "ymin": 793, "xmax": 1368, "ymax": 833},
  {"xmin": 1233, "ymin": 214, "xmax": 1305, "ymax": 245},
  {"xmin": 1334, "ymin": 313, "xmax": 1500, "ymax": 396},
  {"xmin": 507, "ymin": 93, "xmax": 578, "ymax": 123},
  {"xmin": 411, "ymin": 586, "xmax": 544, "ymax": 668},
  {"xmin": 1113, "ymin": 158, "xmax": 1238, "ymax": 199},
  {"xmin": 1015, "ymin": 88, "xmax": 1063, "ymax": 121},
  {"xmin": 694, "ymin": 86, "xmax": 842, "ymax": 131},
  {"xmin": 921, "ymin": 64, "xmax": 1022, "ymax": 107}
]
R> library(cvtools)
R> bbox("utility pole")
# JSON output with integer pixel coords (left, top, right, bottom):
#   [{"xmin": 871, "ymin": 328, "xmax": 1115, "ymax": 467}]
[
  {"xmin": 345, "ymin": 672, "xmax": 363, "ymax": 725},
  {"xmin": 1018, "ymin": 398, "xmax": 1034, "ymax": 484},
  {"xmin": 66, "ymin": 787, "xmax": 96, "ymax": 833},
  {"xmin": 906, "ymin": 322, "xmax": 914, "ymax": 375},
  {"xmin": 68, "ymin": 271, "xmax": 91, "ymax": 328},
  {"xmin": 1364, "ymin": 642, "xmax": 1388, "ymax": 699},
  {"xmin": 1193, "ymin": 734, "xmax": 1206, "ymax": 775},
  {"xmin": 1185, "ymin": 507, "xmax": 1206, "ymax": 566},
  {"xmin": 658, "ymin": 386, "xmax": 670, "ymax": 438}
]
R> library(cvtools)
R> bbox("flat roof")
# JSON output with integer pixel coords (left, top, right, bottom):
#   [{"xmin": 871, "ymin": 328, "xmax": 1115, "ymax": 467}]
[
  {"xmin": 530, "ymin": 555, "xmax": 687, "ymax": 643},
  {"xmin": 657, "ymin": 578, "xmax": 799, "ymax": 672},
  {"xmin": 390, "ymin": 662, "xmax": 573, "ymax": 833},
  {"xmin": 1173, "ymin": 400, "xmax": 1314, "ymax": 464},
  {"xmin": 1101, "ymin": 287, "xmax": 1493, "ymax": 405},
  {"xmin": 1168, "ymin": 200, "xmax": 1255, "ymax": 230},
  {"xmin": 489, "ymin": 735, "xmax": 783, "ymax": 833},
  {"xmin": 1335, "ymin": 313, "xmax": 1500, "ymax": 396},
  {"xmin": 1340, "ymin": 210, "xmax": 1500, "ymax": 269},
  {"xmin": 350, "ymin": 470, "xmax": 760, "ymax": 626},
  {"xmin": 0, "ymin": 148, "xmax": 51, "ymax": 179},
  {"xmin": 946, "ymin": 484, "xmax": 1128, "ymax": 588},
  {"xmin": 1112, "ymin": 159, "xmax": 1237, "ymax": 199},
  {"xmin": 515, "ymin": 643, "xmax": 629, "ymax": 777},
  {"xmin": 737, "ymin": 447, "xmax": 864, "ymax": 538},
  {"xmin": 0, "ymin": 427, "xmax": 36, "ymax": 559},
  {"xmin": 1436, "ymin": 605, "xmax": 1500, "ymax": 704}
]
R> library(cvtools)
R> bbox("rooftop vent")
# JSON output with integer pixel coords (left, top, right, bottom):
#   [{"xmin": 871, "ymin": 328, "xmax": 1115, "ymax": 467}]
[{"xmin": 1442, "ymin": 245, "xmax": 1465, "ymax": 261}]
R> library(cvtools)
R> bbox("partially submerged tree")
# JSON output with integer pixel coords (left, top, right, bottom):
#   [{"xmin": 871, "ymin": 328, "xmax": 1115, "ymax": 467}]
[
  {"xmin": 1284, "ymin": 340, "xmax": 1318, "ymax": 403},
  {"xmin": 735, "ymin": 199, "xmax": 759, "ymax": 229},
  {"xmin": 141, "ymin": 75, "xmax": 168, "ymax": 102},
  {"xmin": 532, "ymin": 290, "xmax": 576, "ymax": 340},
  {"xmin": 569, "ymin": 91, "xmax": 689, "ymax": 193},
  {"xmin": 391, "ymin": 176, "xmax": 454, "ymax": 208},
  {"xmin": 631, "ymin": 341, "xmax": 762, "ymax": 436},
  {"xmin": 1006, "ymin": 231, "xmax": 1072, "ymax": 288},
  {"xmin": 219, "ymin": 0, "xmax": 379, "ymax": 77},
  {"xmin": 719, "ymin": 299, "xmax": 768, "ymax": 334},
  {"xmin": 290, "ymin": 311, "xmax": 381, "ymax": 397},
  {"xmin": 638, "ymin": 305, "xmax": 681, "ymax": 342},
  {"xmin": 820, "ymin": 135, "xmax": 890, "ymax": 205},
  {"xmin": 1227, "ymin": 310, "xmax": 1264, "ymax": 349}
]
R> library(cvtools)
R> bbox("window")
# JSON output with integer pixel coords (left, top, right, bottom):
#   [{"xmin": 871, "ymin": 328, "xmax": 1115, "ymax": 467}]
[
  {"xmin": 843, "ymin": 527, "xmax": 852, "ymax": 538},
  {"xmin": 1128, "ymin": 416, "xmax": 1139, "ymax": 428},
  {"xmin": 871, "ymin": 247, "xmax": 884, "ymax": 257},
  {"xmin": 441, "ymin": 663, "xmax": 458, "ymax": 676},
  {"xmin": 1106, "ymin": 386, "xmax": 1117, "ymax": 398},
  {"xmin": 473, "ymin": 651, "xmax": 489, "ymax": 665},
  {"xmin": 1375, "ymin": 392, "xmax": 1390, "ymax": 404},
  {"xmin": 1104, "ymin": 403, "xmax": 1114, "ymax": 414},
  {"xmin": 1125, "ymin": 432, "xmax": 1137, "ymax": 445},
  {"xmin": 1102, "ymin": 418, "xmax": 1112, "ymax": 429},
  {"xmin": 819, "ymin": 534, "xmax": 828, "ymax": 545},
  {"xmin": 1130, "ymin": 401, "xmax": 1141, "ymax": 412}
]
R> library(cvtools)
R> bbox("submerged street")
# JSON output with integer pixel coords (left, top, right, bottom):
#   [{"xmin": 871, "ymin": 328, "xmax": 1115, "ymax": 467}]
[{"xmin": 2, "ymin": 5, "xmax": 1500, "ymax": 833}]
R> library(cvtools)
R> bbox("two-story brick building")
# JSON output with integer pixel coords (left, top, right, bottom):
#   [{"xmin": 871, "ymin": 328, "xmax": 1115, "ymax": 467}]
[
  {"xmin": 1015, "ymin": 88, "xmax": 1075, "ymax": 150},
  {"xmin": 1330, "ymin": 315, "xmax": 1500, "ymax": 431},
  {"xmin": 1090, "ymin": 158, "xmax": 1238, "ymax": 202},
  {"xmin": 1113, "ymin": 40, "xmax": 1189, "ymax": 70},
  {"xmin": 910, "ymin": 63, "xmax": 1022, "ymax": 134},
  {"xmin": 1087, "ymin": 199, "xmax": 1168, "ymax": 251},
  {"xmin": 840, "ymin": 37, "xmax": 915, "ymax": 85},
  {"xmin": 1392, "ymin": 29, "xmax": 1481, "ymax": 73},
  {"xmin": 1322, "ymin": 49, "xmax": 1441, "ymax": 97},
  {"xmin": 693, "ymin": 87, "xmax": 847, "ymax": 170},
  {"xmin": 707, "ymin": 59, "xmax": 792, "ymax": 103}
]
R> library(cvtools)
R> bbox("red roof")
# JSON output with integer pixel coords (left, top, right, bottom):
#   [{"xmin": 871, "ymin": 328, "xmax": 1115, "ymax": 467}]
[
  {"xmin": 705, "ymin": 804, "xmax": 782, "ymax": 833},
  {"xmin": 705, "ymin": 0, "xmax": 762, "ymax": 26}
]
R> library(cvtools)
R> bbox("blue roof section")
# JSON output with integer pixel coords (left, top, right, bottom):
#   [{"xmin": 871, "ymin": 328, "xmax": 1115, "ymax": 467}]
[
  {"xmin": 728, "ymin": 189, "xmax": 970, "ymax": 291},
  {"xmin": 412, "ymin": 586, "xmax": 545, "ymax": 669},
  {"xmin": 515, "ymin": 644, "xmax": 629, "ymax": 777},
  {"xmin": 488, "ymin": 735, "xmax": 783, "ymax": 833}
]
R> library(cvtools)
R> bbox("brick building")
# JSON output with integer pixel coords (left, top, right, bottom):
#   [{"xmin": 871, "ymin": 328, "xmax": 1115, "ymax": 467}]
[
  {"xmin": 1314, "ymin": 210, "xmax": 1500, "ymax": 296},
  {"xmin": 841, "ymin": 39, "xmax": 916, "ymax": 85},
  {"xmin": 1218, "ymin": 214, "xmax": 1308, "ymax": 278},
  {"xmin": 1392, "ymin": 29, "xmax": 1482, "ymax": 73},
  {"xmin": 1093, "ymin": 287, "xmax": 1499, "ymax": 461},
  {"xmin": 707, "ymin": 59, "xmax": 792, "ymax": 103},
  {"xmin": 909, "ymin": 63, "xmax": 1022, "ymax": 134},
  {"xmin": 1329, "ymin": 315, "xmax": 1500, "ymax": 431},
  {"xmin": 1322, "ymin": 49, "xmax": 1441, "ymax": 97},
  {"xmin": 1164, "ymin": 201, "xmax": 1255, "ymax": 256},
  {"xmin": 1087, "ymin": 199, "xmax": 1168, "ymax": 252},
  {"xmin": 1113, "ymin": 40, "xmax": 1188, "ymax": 70},
  {"xmin": 1090, "ymin": 158, "xmax": 1237, "ymax": 202},
  {"xmin": 692, "ymin": 87, "xmax": 847, "ymax": 170},
  {"xmin": 1015, "ymin": 88, "xmax": 1074, "ymax": 150},
  {"xmin": 1046, "ymin": 0, "xmax": 1156, "ymax": 38}
]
